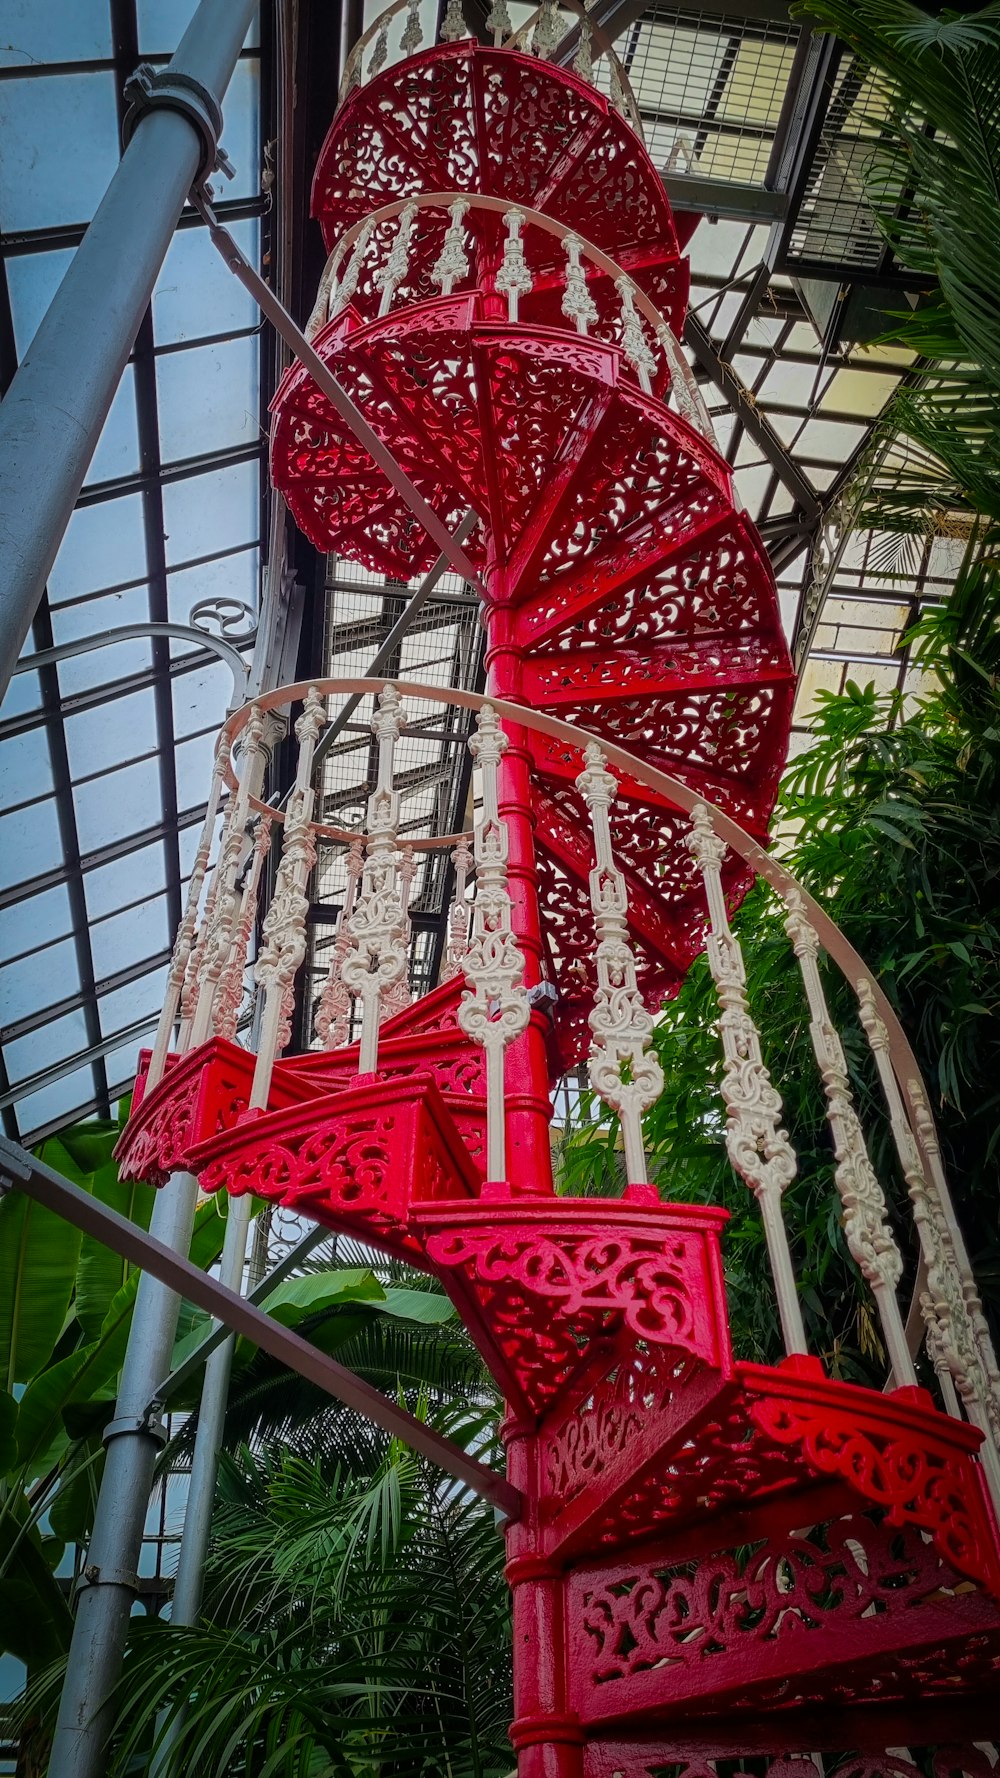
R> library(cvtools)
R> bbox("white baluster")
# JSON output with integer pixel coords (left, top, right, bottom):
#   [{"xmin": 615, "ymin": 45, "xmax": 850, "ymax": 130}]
[
  {"xmin": 486, "ymin": 0, "xmax": 513, "ymax": 44},
  {"xmin": 341, "ymin": 686, "xmax": 409, "ymax": 1075},
  {"xmin": 608, "ymin": 53, "xmax": 628, "ymax": 120},
  {"xmin": 685, "ymin": 804, "xmax": 808, "ymax": 1358},
  {"xmin": 251, "ymin": 688, "xmax": 327, "ymax": 1099},
  {"xmin": 430, "ymin": 198, "xmax": 471, "ymax": 296},
  {"xmin": 577, "ymin": 743, "xmax": 664, "ymax": 1188},
  {"xmin": 306, "ymin": 235, "xmax": 352, "ymax": 340},
  {"xmin": 384, "ymin": 846, "xmax": 417, "ymax": 1016},
  {"xmin": 655, "ymin": 321, "xmax": 720, "ymax": 449},
  {"xmin": 440, "ymin": 0, "xmax": 468, "ymax": 40},
  {"xmin": 375, "ymin": 202, "xmax": 419, "ymax": 317},
  {"xmin": 561, "ymin": 234, "xmax": 599, "ymax": 336},
  {"xmin": 495, "ymin": 209, "xmax": 533, "ymax": 323},
  {"xmin": 784, "ymin": 892, "xmax": 916, "ymax": 1389},
  {"xmin": 532, "ymin": 0, "xmax": 560, "ymax": 58},
  {"xmin": 457, "ymin": 705, "xmax": 531, "ymax": 1183},
  {"xmin": 215, "ymin": 814, "xmax": 273, "ymax": 1044},
  {"xmin": 147, "ymin": 728, "xmax": 231, "ymax": 1088},
  {"xmin": 312, "ymin": 838, "xmax": 364, "ymax": 1050},
  {"xmin": 189, "ymin": 706, "xmax": 266, "ymax": 1050},
  {"xmin": 858, "ymin": 983, "xmax": 1000, "ymax": 1457},
  {"xmin": 616, "ymin": 276, "xmax": 656, "ymax": 393},
  {"xmin": 441, "ymin": 836, "xmax": 475, "ymax": 981},
  {"xmin": 368, "ymin": 18, "xmax": 390, "ymax": 77},
  {"xmin": 399, "ymin": 0, "xmax": 423, "ymax": 55},
  {"xmin": 331, "ymin": 218, "xmax": 376, "ymax": 320},
  {"xmin": 573, "ymin": 12, "xmax": 593, "ymax": 79}
]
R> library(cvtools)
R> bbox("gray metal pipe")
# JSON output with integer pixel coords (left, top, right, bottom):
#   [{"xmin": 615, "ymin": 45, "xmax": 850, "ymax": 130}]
[
  {"xmin": 48, "ymin": 1171, "xmax": 201, "ymax": 1778},
  {"xmin": 0, "ymin": 0, "xmax": 259, "ymax": 698}
]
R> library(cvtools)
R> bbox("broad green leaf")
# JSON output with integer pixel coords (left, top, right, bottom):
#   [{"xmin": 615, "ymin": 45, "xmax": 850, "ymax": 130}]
[
  {"xmin": 259, "ymin": 1269, "xmax": 385, "ymax": 1323},
  {"xmin": 0, "ymin": 1492, "xmax": 73, "ymax": 1666},
  {"xmin": 75, "ymin": 1161, "xmax": 156, "ymax": 1339},
  {"xmin": 0, "ymin": 1388, "xmax": 17, "ymax": 1472},
  {"xmin": 0, "ymin": 1170, "xmax": 82, "ymax": 1391},
  {"xmin": 377, "ymin": 1286, "xmax": 456, "ymax": 1325}
]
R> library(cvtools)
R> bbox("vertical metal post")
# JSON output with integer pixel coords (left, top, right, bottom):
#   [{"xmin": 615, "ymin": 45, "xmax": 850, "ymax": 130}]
[{"xmin": 0, "ymin": 0, "xmax": 259, "ymax": 697}]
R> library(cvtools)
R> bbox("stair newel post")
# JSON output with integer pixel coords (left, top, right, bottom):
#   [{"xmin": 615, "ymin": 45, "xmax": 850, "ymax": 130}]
[
  {"xmin": 457, "ymin": 703, "xmax": 531, "ymax": 1188},
  {"xmin": 505, "ymin": 1423, "xmax": 584, "ymax": 1778},
  {"xmin": 783, "ymin": 892, "xmax": 917, "ymax": 1389},
  {"xmin": 441, "ymin": 835, "xmax": 475, "ymax": 981},
  {"xmin": 341, "ymin": 684, "xmax": 409, "ymax": 1077},
  {"xmin": 576, "ymin": 743, "xmax": 664, "ymax": 1189},
  {"xmin": 430, "ymin": 198, "xmax": 471, "ymax": 297},
  {"xmin": 146, "ymin": 727, "xmax": 231, "ymax": 1089},
  {"xmin": 561, "ymin": 235, "xmax": 599, "ymax": 337},
  {"xmin": 188, "ymin": 704, "xmax": 267, "ymax": 1051},
  {"xmin": 685, "ymin": 804, "xmax": 809, "ymax": 1359},
  {"xmin": 616, "ymin": 276, "xmax": 656, "ymax": 394},
  {"xmin": 248, "ymin": 687, "xmax": 327, "ymax": 1108},
  {"xmin": 214, "ymin": 813, "xmax": 273, "ymax": 1044},
  {"xmin": 375, "ymin": 201, "xmax": 419, "ymax": 318},
  {"xmin": 496, "ymin": 210, "xmax": 533, "ymax": 324},
  {"xmin": 312, "ymin": 837, "xmax": 364, "ymax": 1049}
]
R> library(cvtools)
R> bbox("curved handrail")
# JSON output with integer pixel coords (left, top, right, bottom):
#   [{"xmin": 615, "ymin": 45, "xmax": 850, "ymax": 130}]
[
  {"xmin": 306, "ymin": 190, "xmax": 717, "ymax": 449},
  {"xmin": 212, "ymin": 676, "xmax": 1000, "ymax": 1491},
  {"xmin": 337, "ymin": 0, "xmax": 644, "ymax": 140}
]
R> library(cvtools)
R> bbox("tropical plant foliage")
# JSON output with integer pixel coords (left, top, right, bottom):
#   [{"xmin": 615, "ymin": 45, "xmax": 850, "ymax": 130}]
[{"xmin": 795, "ymin": 0, "xmax": 1000, "ymax": 541}]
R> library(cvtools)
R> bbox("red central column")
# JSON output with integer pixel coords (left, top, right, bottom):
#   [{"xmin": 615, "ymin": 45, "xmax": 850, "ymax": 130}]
[{"xmin": 484, "ymin": 579, "xmax": 556, "ymax": 1198}]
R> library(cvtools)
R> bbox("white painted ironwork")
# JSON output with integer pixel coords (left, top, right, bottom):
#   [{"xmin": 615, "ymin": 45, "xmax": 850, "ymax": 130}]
[
  {"xmin": 399, "ymin": 0, "xmax": 423, "ymax": 55},
  {"xmin": 312, "ymin": 838, "xmax": 365, "ymax": 1050},
  {"xmin": 685, "ymin": 802, "xmax": 808, "ymax": 1358},
  {"xmin": 251, "ymin": 688, "xmax": 326, "ymax": 1099},
  {"xmin": 457, "ymin": 703, "xmax": 530, "ymax": 1182},
  {"xmin": 189, "ymin": 704, "xmax": 266, "ymax": 1051},
  {"xmin": 368, "ymin": 18, "xmax": 390, "ymax": 77},
  {"xmin": 561, "ymin": 234, "xmax": 599, "ymax": 336},
  {"xmin": 306, "ymin": 235, "xmax": 352, "ymax": 340},
  {"xmin": 616, "ymin": 276, "xmax": 656, "ymax": 393},
  {"xmin": 431, "ymin": 198, "xmax": 471, "ymax": 296},
  {"xmin": 573, "ymin": 13, "xmax": 593, "ymax": 80},
  {"xmin": 215, "ymin": 814, "xmax": 273, "ymax": 1045},
  {"xmin": 147, "ymin": 728, "xmax": 230, "ymax": 1089},
  {"xmin": 341, "ymin": 685, "xmax": 410, "ymax": 1075},
  {"xmin": 576, "ymin": 742, "xmax": 663, "ymax": 1187},
  {"xmin": 486, "ymin": 0, "xmax": 513, "ymax": 45},
  {"xmin": 655, "ymin": 321, "xmax": 721, "ymax": 450},
  {"xmin": 441, "ymin": 836, "xmax": 474, "ymax": 981},
  {"xmin": 495, "ymin": 210, "xmax": 533, "ymax": 323},
  {"xmin": 784, "ymin": 891, "xmax": 916, "ymax": 1388},
  {"xmin": 331, "ymin": 217, "xmax": 376, "ymax": 321},
  {"xmin": 375, "ymin": 203, "xmax": 419, "ymax": 317},
  {"xmin": 532, "ymin": 0, "xmax": 561, "ymax": 59},
  {"xmin": 384, "ymin": 845, "xmax": 417, "ymax": 1016},
  {"xmin": 440, "ymin": 0, "xmax": 468, "ymax": 40}
]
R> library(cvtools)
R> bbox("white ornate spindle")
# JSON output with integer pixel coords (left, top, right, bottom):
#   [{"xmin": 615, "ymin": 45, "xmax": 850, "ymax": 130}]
[
  {"xmin": 440, "ymin": 0, "xmax": 468, "ymax": 39},
  {"xmin": 561, "ymin": 234, "xmax": 599, "ymax": 336},
  {"xmin": 250, "ymin": 688, "xmax": 326, "ymax": 1101},
  {"xmin": 384, "ymin": 846, "xmax": 417, "ymax": 1016},
  {"xmin": 146, "ymin": 728, "xmax": 231, "ymax": 1088},
  {"xmin": 616, "ymin": 277, "xmax": 656, "ymax": 394},
  {"xmin": 375, "ymin": 202, "xmax": 419, "ymax": 317},
  {"xmin": 341, "ymin": 686, "xmax": 409, "ymax": 1075},
  {"xmin": 608, "ymin": 53, "xmax": 628, "ymax": 121},
  {"xmin": 331, "ymin": 218, "xmax": 375, "ymax": 320},
  {"xmin": 441, "ymin": 836, "xmax": 475, "ymax": 981},
  {"xmin": 368, "ymin": 18, "xmax": 390, "ymax": 77},
  {"xmin": 577, "ymin": 743, "xmax": 664, "ymax": 1188},
  {"xmin": 685, "ymin": 804, "xmax": 808, "ymax": 1358},
  {"xmin": 177, "ymin": 864, "xmax": 218, "ymax": 1049},
  {"xmin": 306, "ymin": 235, "xmax": 352, "ymax": 340},
  {"xmin": 400, "ymin": 0, "xmax": 423, "ymax": 54},
  {"xmin": 784, "ymin": 891, "xmax": 917, "ymax": 1390},
  {"xmin": 573, "ymin": 12, "xmax": 594, "ymax": 79},
  {"xmin": 189, "ymin": 705, "xmax": 266, "ymax": 1051},
  {"xmin": 858, "ymin": 987, "xmax": 1000, "ymax": 1449},
  {"xmin": 430, "ymin": 198, "xmax": 471, "ymax": 296},
  {"xmin": 214, "ymin": 815, "xmax": 273, "ymax": 1045},
  {"xmin": 532, "ymin": 0, "xmax": 560, "ymax": 58},
  {"xmin": 312, "ymin": 838, "xmax": 365, "ymax": 1050},
  {"xmin": 457, "ymin": 704, "xmax": 531, "ymax": 1183},
  {"xmin": 486, "ymin": 0, "xmax": 513, "ymax": 44},
  {"xmin": 495, "ymin": 209, "xmax": 533, "ymax": 323},
  {"xmin": 655, "ymin": 321, "xmax": 720, "ymax": 449}
]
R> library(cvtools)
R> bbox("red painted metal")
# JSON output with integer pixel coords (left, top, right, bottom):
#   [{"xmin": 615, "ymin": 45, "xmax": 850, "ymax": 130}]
[{"xmin": 114, "ymin": 37, "xmax": 1000, "ymax": 1773}]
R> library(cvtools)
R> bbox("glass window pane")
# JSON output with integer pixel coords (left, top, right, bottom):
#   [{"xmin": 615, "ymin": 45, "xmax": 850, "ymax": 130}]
[
  {"xmin": 4, "ymin": 1008, "xmax": 91, "ymax": 1087},
  {"xmin": 1, "ymin": 937, "xmax": 79, "ymax": 1028},
  {"xmin": 83, "ymin": 365, "xmax": 141, "ymax": 487},
  {"xmin": 0, "ymin": 72, "xmax": 120, "ymax": 233},
  {"xmin": 90, "ymin": 895, "xmax": 170, "ymax": 981},
  {"xmin": 162, "ymin": 460, "xmax": 258, "ymax": 565},
  {"xmin": 48, "ymin": 495, "xmax": 147, "ymax": 605},
  {"xmin": 0, "ymin": 797, "xmax": 63, "ymax": 891},
  {"xmin": 6, "ymin": 248, "xmax": 75, "ymax": 356},
  {"xmin": 99, "ymin": 963, "xmax": 169, "ymax": 1038},
  {"xmin": 0, "ymin": 883, "xmax": 73, "ymax": 962},
  {"xmin": 0, "ymin": 726, "xmax": 53, "ymax": 809},
  {"xmin": 153, "ymin": 218, "xmax": 259, "ymax": 347},
  {"xmin": 85, "ymin": 841, "xmax": 167, "ymax": 920},
  {"xmin": 73, "ymin": 757, "xmax": 163, "ymax": 852},
  {"xmin": 64, "ymin": 688, "xmax": 159, "ymax": 782},
  {"xmin": 156, "ymin": 335, "xmax": 259, "ymax": 464},
  {"xmin": 0, "ymin": 1, "xmax": 113, "ymax": 67}
]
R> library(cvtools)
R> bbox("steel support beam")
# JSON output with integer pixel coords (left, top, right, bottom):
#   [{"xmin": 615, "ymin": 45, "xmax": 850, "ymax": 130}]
[
  {"xmin": 0, "ymin": 1137, "xmax": 521, "ymax": 1521},
  {"xmin": 684, "ymin": 314, "xmax": 822, "ymax": 522},
  {"xmin": 0, "ymin": 0, "xmax": 259, "ymax": 697}
]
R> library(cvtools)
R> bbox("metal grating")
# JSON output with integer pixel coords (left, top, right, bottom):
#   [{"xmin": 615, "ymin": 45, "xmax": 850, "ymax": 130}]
[{"xmin": 784, "ymin": 54, "xmax": 903, "ymax": 274}]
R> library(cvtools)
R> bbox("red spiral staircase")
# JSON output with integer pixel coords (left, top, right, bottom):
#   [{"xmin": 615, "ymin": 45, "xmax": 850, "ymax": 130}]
[{"xmin": 116, "ymin": 32, "xmax": 1000, "ymax": 1774}]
